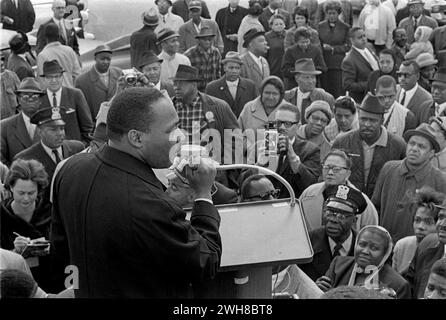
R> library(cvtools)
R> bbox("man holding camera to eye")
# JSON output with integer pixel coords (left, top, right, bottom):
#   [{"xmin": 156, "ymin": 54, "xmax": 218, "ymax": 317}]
[{"xmin": 257, "ymin": 103, "xmax": 321, "ymax": 198}]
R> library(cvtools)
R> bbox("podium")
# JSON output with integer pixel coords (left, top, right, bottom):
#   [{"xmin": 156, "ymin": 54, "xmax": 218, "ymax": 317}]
[{"xmin": 188, "ymin": 164, "xmax": 314, "ymax": 298}]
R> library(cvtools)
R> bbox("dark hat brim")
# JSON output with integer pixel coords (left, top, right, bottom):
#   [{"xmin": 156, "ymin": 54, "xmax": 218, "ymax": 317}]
[
  {"xmin": 195, "ymin": 33, "xmax": 216, "ymax": 39},
  {"xmin": 290, "ymin": 70, "xmax": 321, "ymax": 75},
  {"xmin": 138, "ymin": 58, "xmax": 164, "ymax": 70},
  {"xmin": 170, "ymin": 76, "xmax": 202, "ymax": 82},
  {"xmin": 357, "ymin": 106, "xmax": 386, "ymax": 115},
  {"xmin": 15, "ymin": 89, "xmax": 46, "ymax": 95},
  {"xmin": 403, "ymin": 129, "xmax": 441, "ymax": 153},
  {"xmin": 39, "ymin": 119, "xmax": 66, "ymax": 126},
  {"xmin": 94, "ymin": 50, "xmax": 113, "ymax": 56},
  {"xmin": 429, "ymin": 76, "xmax": 446, "ymax": 83},
  {"xmin": 156, "ymin": 33, "xmax": 180, "ymax": 45},
  {"xmin": 39, "ymin": 70, "xmax": 65, "ymax": 77}
]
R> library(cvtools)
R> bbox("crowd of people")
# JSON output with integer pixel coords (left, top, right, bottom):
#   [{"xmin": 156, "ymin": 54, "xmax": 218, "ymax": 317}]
[{"xmin": 1, "ymin": 0, "xmax": 446, "ymax": 300}]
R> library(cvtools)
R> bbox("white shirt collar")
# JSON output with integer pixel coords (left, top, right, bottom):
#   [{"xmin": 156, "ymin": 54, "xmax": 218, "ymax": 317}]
[
  {"xmin": 226, "ymin": 78, "xmax": 239, "ymax": 86},
  {"xmin": 402, "ymin": 82, "xmax": 418, "ymax": 98},
  {"xmin": 40, "ymin": 141, "xmax": 63, "ymax": 164},
  {"xmin": 328, "ymin": 232, "xmax": 353, "ymax": 256},
  {"xmin": 22, "ymin": 112, "xmax": 32, "ymax": 125},
  {"xmin": 154, "ymin": 81, "xmax": 161, "ymax": 90},
  {"xmin": 437, "ymin": 101, "xmax": 446, "ymax": 115},
  {"xmin": 248, "ymin": 50, "xmax": 261, "ymax": 61},
  {"xmin": 298, "ymin": 87, "xmax": 311, "ymax": 98},
  {"xmin": 47, "ymin": 88, "xmax": 63, "ymax": 107}
]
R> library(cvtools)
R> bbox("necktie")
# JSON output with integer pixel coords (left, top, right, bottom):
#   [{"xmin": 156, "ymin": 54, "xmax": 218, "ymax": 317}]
[
  {"xmin": 276, "ymin": 152, "xmax": 286, "ymax": 174},
  {"xmin": 52, "ymin": 149, "xmax": 62, "ymax": 164},
  {"xmin": 413, "ymin": 18, "xmax": 418, "ymax": 31},
  {"xmin": 52, "ymin": 93, "xmax": 57, "ymax": 107},
  {"xmin": 59, "ymin": 19, "xmax": 67, "ymax": 43},
  {"xmin": 163, "ymin": 15, "xmax": 166, "ymax": 23},
  {"xmin": 400, "ymin": 90, "xmax": 406, "ymax": 106},
  {"xmin": 333, "ymin": 242, "xmax": 343, "ymax": 257},
  {"xmin": 364, "ymin": 48, "xmax": 379, "ymax": 71}
]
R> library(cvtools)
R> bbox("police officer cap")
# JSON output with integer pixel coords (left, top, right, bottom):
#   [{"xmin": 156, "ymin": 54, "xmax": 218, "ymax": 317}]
[{"xmin": 323, "ymin": 184, "xmax": 367, "ymax": 214}]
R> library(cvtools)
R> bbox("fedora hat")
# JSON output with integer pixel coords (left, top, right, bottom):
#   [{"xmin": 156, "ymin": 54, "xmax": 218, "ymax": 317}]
[
  {"xmin": 94, "ymin": 44, "xmax": 113, "ymax": 56},
  {"xmin": 142, "ymin": 9, "xmax": 159, "ymax": 26},
  {"xmin": 222, "ymin": 51, "xmax": 243, "ymax": 65},
  {"xmin": 15, "ymin": 77, "xmax": 46, "ymax": 95},
  {"xmin": 195, "ymin": 27, "xmax": 215, "ymax": 39},
  {"xmin": 156, "ymin": 28, "xmax": 179, "ymax": 45},
  {"xmin": 40, "ymin": 60, "xmax": 64, "ymax": 77},
  {"xmin": 242, "ymin": 28, "xmax": 265, "ymax": 48},
  {"xmin": 403, "ymin": 123, "xmax": 441, "ymax": 153},
  {"xmin": 416, "ymin": 52, "xmax": 438, "ymax": 68},
  {"xmin": 430, "ymin": 67, "xmax": 446, "ymax": 83},
  {"xmin": 170, "ymin": 64, "xmax": 202, "ymax": 82},
  {"xmin": 138, "ymin": 51, "xmax": 163, "ymax": 70},
  {"xmin": 290, "ymin": 58, "xmax": 322, "ymax": 75},
  {"xmin": 357, "ymin": 92, "xmax": 385, "ymax": 114}
]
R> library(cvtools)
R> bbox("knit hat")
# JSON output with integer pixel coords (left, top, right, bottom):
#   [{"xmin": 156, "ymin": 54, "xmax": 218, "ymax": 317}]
[{"xmin": 305, "ymin": 100, "xmax": 332, "ymax": 122}]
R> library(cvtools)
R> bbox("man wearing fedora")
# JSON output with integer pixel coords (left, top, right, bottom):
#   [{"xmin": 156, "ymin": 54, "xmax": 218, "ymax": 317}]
[
  {"xmin": 75, "ymin": 45, "xmax": 122, "ymax": 120},
  {"xmin": 154, "ymin": 0, "xmax": 184, "ymax": 34},
  {"xmin": 373, "ymin": 122, "xmax": 446, "ymax": 242},
  {"xmin": 130, "ymin": 9, "xmax": 160, "ymax": 69},
  {"xmin": 6, "ymin": 31, "xmax": 35, "ymax": 81},
  {"xmin": 138, "ymin": 50, "xmax": 175, "ymax": 97},
  {"xmin": 284, "ymin": 58, "xmax": 334, "ymax": 125},
  {"xmin": 35, "ymin": 0, "xmax": 79, "ymax": 55},
  {"xmin": 172, "ymin": 64, "xmax": 240, "ymax": 166},
  {"xmin": 36, "ymin": 22, "xmax": 81, "ymax": 89},
  {"xmin": 398, "ymin": 0, "xmax": 438, "ymax": 44},
  {"xmin": 332, "ymin": 93, "xmax": 407, "ymax": 198},
  {"xmin": 157, "ymin": 28, "xmax": 191, "ymax": 85},
  {"xmin": 39, "ymin": 60, "xmax": 93, "ymax": 146},
  {"xmin": 185, "ymin": 27, "xmax": 222, "ymax": 92},
  {"xmin": 1, "ymin": 77, "xmax": 46, "ymax": 166},
  {"xmin": 14, "ymin": 107, "xmax": 84, "ymax": 200},
  {"xmin": 342, "ymin": 27, "xmax": 379, "ymax": 104},
  {"xmin": 178, "ymin": 0, "xmax": 223, "ymax": 54},
  {"xmin": 419, "ymin": 67, "xmax": 446, "ymax": 122},
  {"xmin": 205, "ymin": 51, "xmax": 258, "ymax": 118},
  {"xmin": 416, "ymin": 52, "xmax": 438, "ymax": 92},
  {"xmin": 240, "ymin": 28, "xmax": 270, "ymax": 91}
]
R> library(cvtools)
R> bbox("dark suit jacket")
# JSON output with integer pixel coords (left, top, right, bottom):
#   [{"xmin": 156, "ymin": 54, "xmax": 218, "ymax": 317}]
[
  {"xmin": 341, "ymin": 47, "xmax": 378, "ymax": 104},
  {"xmin": 318, "ymin": 20, "xmax": 351, "ymax": 70},
  {"xmin": 39, "ymin": 87, "xmax": 93, "ymax": 145},
  {"xmin": 130, "ymin": 25, "xmax": 159, "ymax": 68},
  {"xmin": 398, "ymin": 14, "xmax": 438, "ymax": 44},
  {"xmin": 258, "ymin": 7, "xmax": 291, "ymax": 32},
  {"xmin": 430, "ymin": 25, "xmax": 446, "ymax": 67},
  {"xmin": 171, "ymin": 0, "xmax": 210, "ymax": 22},
  {"xmin": 240, "ymin": 51, "xmax": 270, "ymax": 91},
  {"xmin": 36, "ymin": 18, "xmax": 79, "ymax": 55},
  {"xmin": 403, "ymin": 233, "xmax": 445, "ymax": 298},
  {"xmin": 205, "ymin": 76, "xmax": 259, "ymax": 118},
  {"xmin": 75, "ymin": 66, "xmax": 122, "ymax": 119},
  {"xmin": 299, "ymin": 228, "xmax": 356, "ymax": 281},
  {"xmin": 0, "ymin": 112, "xmax": 40, "ymax": 166},
  {"xmin": 396, "ymin": 85, "xmax": 433, "ymax": 125},
  {"xmin": 14, "ymin": 140, "xmax": 84, "ymax": 181},
  {"xmin": 325, "ymin": 256, "xmax": 412, "ymax": 299},
  {"xmin": 6, "ymin": 53, "xmax": 34, "ymax": 80},
  {"xmin": 0, "ymin": 0, "xmax": 35, "ymax": 33},
  {"xmin": 275, "ymin": 137, "xmax": 321, "ymax": 198},
  {"xmin": 396, "ymin": 7, "xmax": 430, "ymax": 25},
  {"xmin": 215, "ymin": 5, "xmax": 249, "ymax": 56},
  {"xmin": 50, "ymin": 145, "xmax": 222, "ymax": 297},
  {"xmin": 332, "ymin": 129, "xmax": 407, "ymax": 198}
]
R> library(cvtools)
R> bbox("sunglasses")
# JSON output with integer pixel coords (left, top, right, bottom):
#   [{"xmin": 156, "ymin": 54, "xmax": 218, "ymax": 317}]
[
  {"xmin": 245, "ymin": 189, "xmax": 280, "ymax": 200},
  {"xmin": 20, "ymin": 94, "xmax": 41, "ymax": 100},
  {"xmin": 275, "ymin": 120, "xmax": 298, "ymax": 128},
  {"xmin": 322, "ymin": 165, "xmax": 348, "ymax": 173}
]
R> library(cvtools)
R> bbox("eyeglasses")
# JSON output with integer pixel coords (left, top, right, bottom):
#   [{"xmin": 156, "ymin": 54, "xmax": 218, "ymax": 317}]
[
  {"xmin": 275, "ymin": 120, "xmax": 298, "ymax": 128},
  {"xmin": 325, "ymin": 209, "xmax": 355, "ymax": 221},
  {"xmin": 54, "ymin": 6, "xmax": 66, "ymax": 9},
  {"xmin": 20, "ymin": 94, "xmax": 41, "ymax": 100},
  {"xmin": 246, "ymin": 189, "xmax": 280, "ymax": 200},
  {"xmin": 310, "ymin": 114, "xmax": 329, "ymax": 125},
  {"xmin": 322, "ymin": 165, "xmax": 348, "ymax": 173}
]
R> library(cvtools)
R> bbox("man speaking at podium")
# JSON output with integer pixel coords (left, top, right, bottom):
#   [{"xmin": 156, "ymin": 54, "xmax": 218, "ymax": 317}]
[{"xmin": 50, "ymin": 87, "xmax": 222, "ymax": 297}]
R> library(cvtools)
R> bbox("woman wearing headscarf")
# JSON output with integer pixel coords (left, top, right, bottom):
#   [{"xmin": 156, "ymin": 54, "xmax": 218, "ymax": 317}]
[{"xmin": 315, "ymin": 225, "xmax": 412, "ymax": 299}]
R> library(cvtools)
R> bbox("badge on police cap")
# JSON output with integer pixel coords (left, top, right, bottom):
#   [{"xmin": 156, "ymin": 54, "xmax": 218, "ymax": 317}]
[
  {"xmin": 51, "ymin": 107, "xmax": 61, "ymax": 120},
  {"xmin": 336, "ymin": 185, "xmax": 349, "ymax": 200}
]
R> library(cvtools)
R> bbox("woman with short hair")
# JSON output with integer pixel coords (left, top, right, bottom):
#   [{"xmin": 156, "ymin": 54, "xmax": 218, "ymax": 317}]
[{"xmin": 284, "ymin": 6, "xmax": 320, "ymax": 50}]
